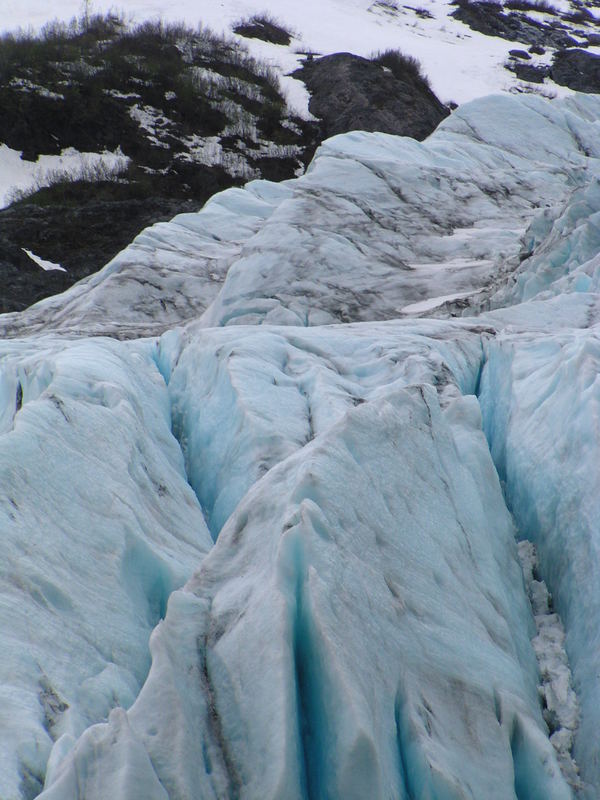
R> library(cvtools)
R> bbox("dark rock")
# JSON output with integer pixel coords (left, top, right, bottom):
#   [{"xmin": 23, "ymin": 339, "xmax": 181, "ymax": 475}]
[
  {"xmin": 551, "ymin": 49, "xmax": 600, "ymax": 93},
  {"xmin": 0, "ymin": 193, "xmax": 200, "ymax": 314},
  {"xmin": 405, "ymin": 5, "xmax": 435, "ymax": 18},
  {"xmin": 233, "ymin": 16, "xmax": 292, "ymax": 46},
  {"xmin": 509, "ymin": 49, "xmax": 532, "ymax": 58},
  {"xmin": 512, "ymin": 62, "xmax": 550, "ymax": 82},
  {"xmin": 293, "ymin": 52, "xmax": 449, "ymax": 141},
  {"xmin": 451, "ymin": 2, "xmax": 578, "ymax": 49},
  {"xmin": 563, "ymin": 7, "xmax": 596, "ymax": 23},
  {"xmin": 529, "ymin": 44, "xmax": 546, "ymax": 54}
]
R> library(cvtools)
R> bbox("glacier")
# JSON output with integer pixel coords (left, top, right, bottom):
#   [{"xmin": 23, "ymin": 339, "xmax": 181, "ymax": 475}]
[
  {"xmin": 4, "ymin": 93, "xmax": 600, "ymax": 339},
  {"xmin": 2, "ymin": 91, "xmax": 600, "ymax": 799}
]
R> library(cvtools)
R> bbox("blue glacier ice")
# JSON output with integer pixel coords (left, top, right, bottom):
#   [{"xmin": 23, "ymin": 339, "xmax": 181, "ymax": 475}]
[
  {"xmin": 0, "ymin": 338, "xmax": 211, "ymax": 799},
  {"xmin": 40, "ymin": 324, "xmax": 570, "ymax": 800},
  {"xmin": 480, "ymin": 327, "xmax": 600, "ymax": 796},
  {"xmin": 2, "ymin": 91, "xmax": 600, "ymax": 799}
]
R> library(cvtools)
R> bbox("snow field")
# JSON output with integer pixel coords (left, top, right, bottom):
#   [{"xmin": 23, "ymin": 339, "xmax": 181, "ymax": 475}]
[{"xmin": 1, "ymin": 0, "xmax": 579, "ymax": 112}]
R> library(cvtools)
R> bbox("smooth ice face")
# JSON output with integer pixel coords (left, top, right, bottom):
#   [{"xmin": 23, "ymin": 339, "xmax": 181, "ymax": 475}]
[
  {"xmin": 479, "ymin": 327, "xmax": 600, "ymax": 795},
  {"xmin": 38, "ymin": 323, "xmax": 570, "ymax": 800},
  {"xmin": 0, "ymin": 337, "xmax": 211, "ymax": 799}
]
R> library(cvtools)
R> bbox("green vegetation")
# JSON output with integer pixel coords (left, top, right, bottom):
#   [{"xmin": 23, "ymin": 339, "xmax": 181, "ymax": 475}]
[
  {"xmin": 0, "ymin": 12, "xmax": 310, "ymax": 200},
  {"xmin": 372, "ymin": 49, "xmax": 431, "ymax": 88},
  {"xmin": 233, "ymin": 13, "xmax": 293, "ymax": 46}
]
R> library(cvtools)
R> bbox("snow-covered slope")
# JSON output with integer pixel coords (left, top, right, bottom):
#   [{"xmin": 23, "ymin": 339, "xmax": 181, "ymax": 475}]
[
  {"xmin": 6, "ymin": 0, "xmax": 599, "ymax": 115},
  {"xmin": 4, "ymin": 42, "xmax": 600, "ymax": 800}
]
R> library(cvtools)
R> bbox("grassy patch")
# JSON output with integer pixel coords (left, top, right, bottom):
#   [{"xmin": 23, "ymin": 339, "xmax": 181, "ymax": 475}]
[
  {"xmin": 504, "ymin": 0, "xmax": 559, "ymax": 14},
  {"xmin": 372, "ymin": 49, "xmax": 431, "ymax": 87},
  {"xmin": 0, "ymin": 11, "xmax": 312, "ymax": 197},
  {"xmin": 233, "ymin": 13, "xmax": 293, "ymax": 46}
]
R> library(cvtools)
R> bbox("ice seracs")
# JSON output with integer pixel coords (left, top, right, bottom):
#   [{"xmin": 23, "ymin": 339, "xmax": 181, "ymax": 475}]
[
  {"xmin": 0, "ymin": 337, "xmax": 211, "ymax": 799},
  {"xmin": 518, "ymin": 540, "xmax": 581, "ymax": 790},
  {"xmin": 38, "ymin": 321, "xmax": 571, "ymax": 800},
  {"xmin": 3, "ymin": 93, "xmax": 600, "ymax": 339},
  {"xmin": 479, "ymin": 325, "xmax": 600, "ymax": 796}
]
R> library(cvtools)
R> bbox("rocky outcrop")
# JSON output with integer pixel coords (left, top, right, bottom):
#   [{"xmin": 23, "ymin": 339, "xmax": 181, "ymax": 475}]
[
  {"xmin": 451, "ymin": 1, "xmax": 578, "ymax": 50},
  {"xmin": 0, "ymin": 194, "xmax": 198, "ymax": 313},
  {"xmin": 293, "ymin": 52, "xmax": 449, "ymax": 141},
  {"xmin": 551, "ymin": 49, "xmax": 600, "ymax": 93}
]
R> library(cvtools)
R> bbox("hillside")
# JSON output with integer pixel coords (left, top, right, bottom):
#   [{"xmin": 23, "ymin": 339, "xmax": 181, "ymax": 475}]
[
  {"xmin": 0, "ymin": 15, "xmax": 313, "ymax": 312},
  {"xmin": 1, "ymin": 0, "xmax": 599, "ymax": 313},
  {"xmin": 0, "ymin": 11, "xmax": 450, "ymax": 312}
]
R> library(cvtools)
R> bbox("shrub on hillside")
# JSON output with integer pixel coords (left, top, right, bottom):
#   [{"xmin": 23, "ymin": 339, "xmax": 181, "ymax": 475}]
[
  {"xmin": 504, "ymin": 0, "xmax": 558, "ymax": 15},
  {"xmin": 372, "ymin": 49, "xmax": 431, "ymax": 88},
  {"xmin": 233, "ymin": 13, "xmax": 293, "ymax": 46}
]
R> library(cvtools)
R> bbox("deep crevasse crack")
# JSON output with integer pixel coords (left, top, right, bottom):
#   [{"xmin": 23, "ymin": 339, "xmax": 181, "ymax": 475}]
[{"xmin": 517, "ymin": 540, "xmax": 582, "ymax": 793}]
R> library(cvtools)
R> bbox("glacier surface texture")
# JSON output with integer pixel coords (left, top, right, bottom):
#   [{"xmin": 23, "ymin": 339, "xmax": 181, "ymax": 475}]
[{"xmin": 2, "ymin": 92, "xmax": 600, "ymax": 799}]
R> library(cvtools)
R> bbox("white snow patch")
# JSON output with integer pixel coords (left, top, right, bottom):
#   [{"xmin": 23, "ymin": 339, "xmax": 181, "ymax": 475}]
[
  {"xmin": 176, "ymin": 134, "xmax": 259, "ymax": 179},
  {"xmin": 103, "ymin": 88, "xmax": 141, "ymax": 100},
  {"xmin": 0, "ymin": 145, "xmax": 129, "ymax": 208},
  {"xmin": 22, "ymin": 248, "xmax": 67, "ymax": 272},
  {"xmin": 401, "ymin": 288, "xmax": 479, "ymax": 313},
  {"xmin": 129, "ymin": 104, "xmax": 173, "ymax": 148},
  {"xmin": 9, "ymin": 77, "xmax": 64, "ymax": 99}
]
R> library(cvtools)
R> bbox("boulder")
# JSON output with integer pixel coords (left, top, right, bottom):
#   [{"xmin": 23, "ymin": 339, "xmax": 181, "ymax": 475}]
[
  {"xmin": 551, "ymin": 49, "xmax": 600, "ymax": 93},
  {"xmin": 293, "ymin": 52, "xmax": 449, "ymax": 141}
]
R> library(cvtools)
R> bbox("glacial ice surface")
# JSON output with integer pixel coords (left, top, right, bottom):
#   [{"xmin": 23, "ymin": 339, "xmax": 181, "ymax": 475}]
[
  {"xmin": 2, "ymin": 93, "xmax": 600, "ymax": 338},
  {"xmin": 0, "ymin": 337, "xmax": 211, "ymax": 799},
  {"xmin": 40, "ymin": 322, "xmax": 571, "ymax": 800},
  {"xmin": 3, "ymin": 92, "xmax": 600, "ymax": 798},
  {"xmin": 480, "ymin": 327, "xmax": 600, "ymax": 796}
]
